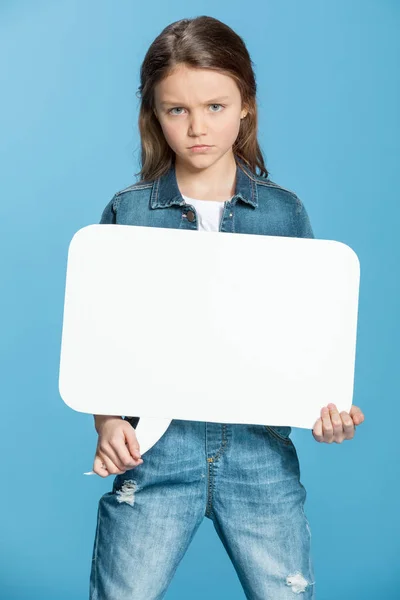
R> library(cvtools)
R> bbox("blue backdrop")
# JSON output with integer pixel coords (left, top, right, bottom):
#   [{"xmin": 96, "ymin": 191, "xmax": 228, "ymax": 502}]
[{"xmin": 1, "ymin": 1, "xmax": 398, "ymax": 598}]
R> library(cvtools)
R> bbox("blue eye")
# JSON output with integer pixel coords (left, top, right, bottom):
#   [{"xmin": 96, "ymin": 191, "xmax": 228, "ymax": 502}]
[
  {"xmin": 169, "ymin": 107, "xmax": 184, "ymax": 115},
  {"xmin": 168, "ymin": 104, "xmax": 224, "ymax": 115}
]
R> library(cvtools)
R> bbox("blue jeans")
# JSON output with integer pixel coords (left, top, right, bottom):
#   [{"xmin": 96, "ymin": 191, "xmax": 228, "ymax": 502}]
[{"xmin": 89, "ymin": 420, "xmax": 316, "ymax": 599}]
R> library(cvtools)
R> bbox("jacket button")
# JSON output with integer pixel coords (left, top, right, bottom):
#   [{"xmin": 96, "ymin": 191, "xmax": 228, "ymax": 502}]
[{"xmin": 187, "ymin": 210, "xmax": 195, "ymax": 222}]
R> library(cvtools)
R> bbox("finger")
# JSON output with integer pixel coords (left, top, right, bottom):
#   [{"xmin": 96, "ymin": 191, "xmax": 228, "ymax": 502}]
[
  {"xmin": 340, "ymin": 411, "xmax": 355, "ymax": 439},
  {"xmin": 98, "ymin": 440, "xmax": 127, "ymax": 471},
  {"xmin": 109, "ymin": 436, "xmax": 143, "ymax": 468},
  {"xmin": 327, "ymin": 403, "xmax": 344, "ymax": 442},
  {"xmin": 98, "ymin": 452, "xmax": 125, "ymax": 475},
  {"xmin": 115, "ymin": 442, "xmax": 143, "ymax": 468},
  {"xmin": 93, "ymin": 455, "xmax": 110, "ymax": 478},
  {"xmin": 321, "ymin": 406, "xmax": 334, "ymax": 443},
  {"xmin": 349, "ymin": 405, "xmax": 365, "ymax": 425},
  {"xmin": 126, "ymin": 432, "xmax": 141, "ymax": 460},
  {"xmin": 312, "ymin": 418, "xmax": 324, "ymax": 442}
]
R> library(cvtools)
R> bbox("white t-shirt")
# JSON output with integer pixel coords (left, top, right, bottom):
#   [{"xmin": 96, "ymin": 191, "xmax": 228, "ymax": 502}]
[{"xmin": 181, "ymin": 194, "xmax": 232, "ymax": 232}]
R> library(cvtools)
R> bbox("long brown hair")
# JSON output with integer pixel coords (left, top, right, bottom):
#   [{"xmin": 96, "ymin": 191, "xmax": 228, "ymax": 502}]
[{"xmin": 134, "ymin": 15, "xmax": 269, "ymax": 183}]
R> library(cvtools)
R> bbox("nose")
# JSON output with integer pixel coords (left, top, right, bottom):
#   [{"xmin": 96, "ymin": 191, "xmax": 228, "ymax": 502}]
[{"xmin": 188, "ymin": 111, "xmax": 207, "ymax": 138}]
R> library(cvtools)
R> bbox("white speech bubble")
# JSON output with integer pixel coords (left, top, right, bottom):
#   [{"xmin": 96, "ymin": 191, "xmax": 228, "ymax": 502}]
[{"xmin": 59, "ymin": 224, "xmax": 360, "ymax": 456}]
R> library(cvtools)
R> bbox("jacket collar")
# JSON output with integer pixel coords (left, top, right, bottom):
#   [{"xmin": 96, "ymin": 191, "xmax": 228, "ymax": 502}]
[{"xmin": 150, "ymin": 155, "xmax": 259, "ymax": 209}]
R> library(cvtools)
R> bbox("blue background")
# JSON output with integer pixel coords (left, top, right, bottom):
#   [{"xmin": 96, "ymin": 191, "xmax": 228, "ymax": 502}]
[{"xmin": 1, "ymin": 1, "xmax": 399, "ymax": 598}]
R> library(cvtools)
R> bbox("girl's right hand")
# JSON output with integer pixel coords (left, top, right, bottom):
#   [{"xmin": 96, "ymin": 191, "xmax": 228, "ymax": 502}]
[{"xmin": 93, "ymin": 416, "xmax": 144, "ymax": 478}]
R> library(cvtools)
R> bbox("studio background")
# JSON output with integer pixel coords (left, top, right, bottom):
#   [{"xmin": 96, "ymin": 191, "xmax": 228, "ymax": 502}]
[{"xmin": 0, "ymin": 1, "xmax": 398, "ymax": 599}]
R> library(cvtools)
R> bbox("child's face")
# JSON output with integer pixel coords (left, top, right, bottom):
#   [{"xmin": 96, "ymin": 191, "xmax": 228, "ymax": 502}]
[{"xmin": 153, "ymin": 64, "xmax": 247, "ymax": 167}]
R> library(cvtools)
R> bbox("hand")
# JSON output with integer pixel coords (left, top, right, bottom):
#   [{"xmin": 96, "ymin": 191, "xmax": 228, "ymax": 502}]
[
  {"xmin": 93, "ymin": 416, "xmax": 143, "ymax": 477},
  {"xmin": 312, "ymin": 403, "xmax": 365, "ymax": 444}
]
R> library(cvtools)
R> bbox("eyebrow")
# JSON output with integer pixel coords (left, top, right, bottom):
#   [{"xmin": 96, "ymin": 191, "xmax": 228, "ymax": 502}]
[{"xmin": 160, "ymin": 96, "xmax": 231, "ymax": 107}]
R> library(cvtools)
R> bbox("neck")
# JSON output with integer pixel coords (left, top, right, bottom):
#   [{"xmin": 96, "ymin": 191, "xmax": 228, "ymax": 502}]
[{"xmin": 175, "ymin": 151, "xmax": 237, "ymax": 201}]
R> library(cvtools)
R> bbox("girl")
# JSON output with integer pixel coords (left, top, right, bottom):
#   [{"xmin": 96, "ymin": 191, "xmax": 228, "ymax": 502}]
[{"xmin": 89, "ymin": 16, "xmax": 365, "ymax": 600}]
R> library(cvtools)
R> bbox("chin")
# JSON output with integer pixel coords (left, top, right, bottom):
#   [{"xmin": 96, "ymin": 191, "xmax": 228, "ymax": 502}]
[{"xmin": 176, "ymin": 152, "xmax": 216, "ymax": 167}]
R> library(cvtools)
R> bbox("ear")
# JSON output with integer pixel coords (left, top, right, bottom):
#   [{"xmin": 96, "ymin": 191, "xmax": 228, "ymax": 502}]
[{"xmin": 241, "ymin": 104, "xmax": 249, "ymax": 119}]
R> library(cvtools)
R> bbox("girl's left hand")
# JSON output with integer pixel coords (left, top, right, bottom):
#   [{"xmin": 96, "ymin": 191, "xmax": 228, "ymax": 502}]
[{"xmin": 312, "ymin": 403, "xmax": 365, "ymax": 443}]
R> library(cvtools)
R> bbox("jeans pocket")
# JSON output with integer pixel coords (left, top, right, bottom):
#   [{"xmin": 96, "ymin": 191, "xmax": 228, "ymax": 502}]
[{"xmin": 263, "ymin": 424, "xmax": 293, "ymax": 445}]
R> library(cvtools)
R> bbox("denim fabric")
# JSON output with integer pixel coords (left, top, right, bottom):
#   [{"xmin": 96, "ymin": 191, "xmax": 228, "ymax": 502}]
[
  {"xmin": 90, "ymin": 156, "xmax": 316, "ymax": 598},
  {"xmin": 99, "ymin": 156, "xmax": 315, "ymax": 241},
  {"xmin": 89, "ymin": 420, "xmax": 315, "ymax": 599}
]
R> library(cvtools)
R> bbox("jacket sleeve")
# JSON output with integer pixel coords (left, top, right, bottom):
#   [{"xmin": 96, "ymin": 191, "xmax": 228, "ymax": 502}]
[
  {"xmin": 99, "ymin": 195, "xmax": 117, "ymax": 224},
  {"xmin": 295, "ymin": 197, "xmax": 315, "ymax": 239}
]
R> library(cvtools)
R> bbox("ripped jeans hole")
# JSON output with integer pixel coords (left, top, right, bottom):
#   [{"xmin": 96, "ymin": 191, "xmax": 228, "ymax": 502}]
[
  {"xmin": 286, "ymin": 572, "xmax": 314, "ymax": 594},
  {"xmin": 115, "ymin": 479, "xmax": 138, "ymax": 506}
]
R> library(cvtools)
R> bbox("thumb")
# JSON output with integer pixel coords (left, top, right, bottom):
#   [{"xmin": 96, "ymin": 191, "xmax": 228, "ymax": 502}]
[{"xmin": 125, "ymin": 428, "xmax": 141, "ymax": 459}]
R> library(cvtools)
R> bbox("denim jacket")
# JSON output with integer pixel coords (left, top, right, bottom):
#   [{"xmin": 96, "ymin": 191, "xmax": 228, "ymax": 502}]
[
  {"xmin": 99, "ymin": 156, "xmax": 314, "ymax": 240},
  {"xmin": 98, "ymin": 155, "xmax": 315, "ymax": 441}
]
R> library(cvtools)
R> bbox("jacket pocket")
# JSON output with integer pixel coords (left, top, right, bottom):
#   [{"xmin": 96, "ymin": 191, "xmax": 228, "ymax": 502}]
[{"xmin": 263, "ymin": 425, "xmax": 293, "ymax": 445}]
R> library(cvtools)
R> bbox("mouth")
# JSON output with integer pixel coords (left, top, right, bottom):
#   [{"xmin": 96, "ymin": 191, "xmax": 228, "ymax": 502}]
[{"xmin": 188, "ymin": 145, "xmax": 213, "ymax": 151}]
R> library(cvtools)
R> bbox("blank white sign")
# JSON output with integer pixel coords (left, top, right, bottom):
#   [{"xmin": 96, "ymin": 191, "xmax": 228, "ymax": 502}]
[{"xmin": 59, "ymin": 224, "xmax": 360, "ymax": 433}]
